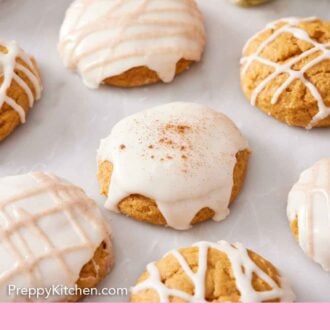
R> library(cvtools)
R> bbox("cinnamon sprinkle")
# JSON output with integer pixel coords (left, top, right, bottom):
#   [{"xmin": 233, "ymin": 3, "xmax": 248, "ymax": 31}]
[
  {"xmin": 164, "ymin": 123, "xmax": 191, "ymax": 134},
  {"xmin": 146, "ymin": 122, "xmax": 194, "ymax": 162}
]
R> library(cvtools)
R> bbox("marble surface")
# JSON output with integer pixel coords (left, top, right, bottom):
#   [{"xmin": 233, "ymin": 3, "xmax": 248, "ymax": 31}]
[{"xmin": 0, "ymin": 0, "xmax": 329, "ymax": 302}]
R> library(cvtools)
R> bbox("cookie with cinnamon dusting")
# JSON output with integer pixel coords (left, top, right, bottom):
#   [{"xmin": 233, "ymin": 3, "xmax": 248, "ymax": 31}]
[{"xmin": 97, "ymin": 102, "xmax": 250, "ymax": 230}]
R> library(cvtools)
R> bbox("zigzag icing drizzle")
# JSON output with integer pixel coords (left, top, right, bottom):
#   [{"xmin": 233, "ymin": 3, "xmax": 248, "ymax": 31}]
[
  {"xmin": 241, "ymin": 17, "xmax": 330, "ymax": 129},
  {"xmin": 0, "ymin": 41, "xmax": 42, "ymax": 123},
  {"xmin": 0, "ymin": 172, "xmax": 110, "ymax": 302},
  {"xmin": 131, "ymin": 241, "xmax": 295, "ymax": 302},
  {"xmin": 287, "ymin": 159, "xmax": 330, "ymax": 272},
  {"xmin": 58, "ymin": 0, "xmax": 206, "ymax": 88}
]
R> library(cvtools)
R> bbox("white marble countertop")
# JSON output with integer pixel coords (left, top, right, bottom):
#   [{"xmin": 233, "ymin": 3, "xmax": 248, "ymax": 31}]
[{"xmin": 0, "ymin": 0, "xmax": 329, "ymax": 302}]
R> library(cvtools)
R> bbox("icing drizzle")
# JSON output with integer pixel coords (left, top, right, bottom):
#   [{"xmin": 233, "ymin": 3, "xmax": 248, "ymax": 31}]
[
  {"xmin": 0, "ymin": 172, "xmax": 110, "ymax": 302},
  {"xmin": 58, "ymin": 0, "xmax": 206, "ymax": 88},
  {"xmin": 241, "ymin": 17, "xmax": 330, "ymax": 129},
  {"xmin": 287, "ymin": 159, "xmax": 330, "ymax": 272},
  {"xmin": 0, "ymin": 41, "xmax": 42, "ymax": 123},
  {"xmin": 131, "ymin": 241, "xmax": 295, "ymax": 302},
  {"xmin": 97, "ymin": 102, "xmax": 249, "ymax": 230}
]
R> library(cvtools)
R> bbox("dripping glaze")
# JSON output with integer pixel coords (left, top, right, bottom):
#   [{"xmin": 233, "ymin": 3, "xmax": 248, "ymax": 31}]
[
  {"xmin": 287, "ymin": 159, "xmax": 330, "ymax": 272},
  {"xmin": 97, "ymin": 102, "xmax": 249, "ymax": 230},
  {"xmin": 58, "ymin": 0, "xmax": 206, "ymax": 88}
]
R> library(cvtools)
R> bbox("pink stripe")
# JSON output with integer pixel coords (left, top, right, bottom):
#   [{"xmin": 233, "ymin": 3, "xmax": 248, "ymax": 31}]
[{"xmin": 1, "ymin": 303, "xmax": 328, "ymax": 330}]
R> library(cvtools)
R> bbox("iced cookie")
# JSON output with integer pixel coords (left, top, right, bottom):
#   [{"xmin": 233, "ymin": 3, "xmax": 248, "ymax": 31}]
[
  {"xmin": 241, "ymin": 17, "xmax": 330, "ymax": 129},
  {"xmin": 0, "ymin": 172, "xmax": 113, "ymax": 302},
  {"xmin": 0, "ymin": 41, "xmax": 42, "ymax": 141},
  {"xmin": 131, "ymin": 240, "xmax": 295, "ymax": 303},
  {"xmin": 97, "ymin": 102, "xmax": 250, "ymax": 230},
  {"xmin": 231, "ymin": 0, "xmax": 271, "ymax": 6},
  {"xmin": 287, "ymin": 159, "xmax": 330, "ymax": 272},
  {"xmin": 58, "ymin": 0, "xmax": 206, "ymax": 89}
]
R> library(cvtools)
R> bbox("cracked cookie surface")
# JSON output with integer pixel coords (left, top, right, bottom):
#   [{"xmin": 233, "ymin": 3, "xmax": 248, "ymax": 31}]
[
  {"xmin": 241, "ymin": 17, "xmax": 330, "ymax": 129},
  {"xmin": 131, "ymin": 241, "xmax": 295, "ymax": 303}
]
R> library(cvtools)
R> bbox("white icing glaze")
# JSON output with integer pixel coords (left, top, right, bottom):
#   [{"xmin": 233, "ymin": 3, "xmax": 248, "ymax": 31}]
[
  {"xmin": 0, "ymin": 41, "xmax": 42, "ymax": 123},
  {"xmin": 0, "ymin": 172, "xmax": 111, "ymax": 302},
  {"xmin": 241, "ymin": 17, "xmax": 330, "ymax": 129},
  {"xmin": 58, "ymin": 0, "xmax": 206, "ymax": 89},
  {"xmin": 287, "ymin": 159, "xmax": 330, "ymax": 272},
  {"xmin": 131, "ymin": 241, "xmax": 295, "ymax": 302},
  {"xmin": 97, "ymin": 102, "xmax": 249, "ymax": 230}
]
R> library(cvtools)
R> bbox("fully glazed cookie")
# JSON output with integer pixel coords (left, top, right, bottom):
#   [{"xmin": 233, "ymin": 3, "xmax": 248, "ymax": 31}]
[
  {"xmin": 287, "ymin": 159, "xmax": 330, "ymax": 272},
  {"xmin": 241, "ymin": 17, "xmax": 330, "ymax": 129},
  {"xmin": 131, "ymin": 241, "xmax": 295, "ymax": 303},
  {"xmin": 58, "ymin": 0, "xmax": 206, "ymax": 89},
  {"xmin": 97, "ymin": 102, "xmax": 250, "ymax": 230},
  {"xmin": 0, "ymin": 41, "xmax": 42, "ymax": 141},
  {"xmin": 0, "ymin": 172, "xmax": 113, "ymax": 302}
]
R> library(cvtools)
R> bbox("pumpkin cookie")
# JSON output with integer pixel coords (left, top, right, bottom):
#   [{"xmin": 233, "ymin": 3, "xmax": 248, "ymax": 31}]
[
  {"xmin": 131, "ymin": 240, "xmax": 295, "ymax": 303},
  {"xmin": 241, "ymin": 17, "xmax": 330, "ymax": 129},
  {"xmin": 58, "ymin": 0, "xmax": 206, "ymax": 89},
  {"xmin": 231, "ymin": 0, "xmax": 271, "ymax": 6},
  {"xmin": 0, "ymin": 172, "xmax": 113, "ymax": 302},
  {"xmin": 0, "ymin": 41, "xmax": 42, "ymax": 141},
  {"xmin": 97, "ymin": 102, "xmax": 250, "ymax": 230},
  {"xmin": 287, "ymin": 159, "xmax": 330, "ymax": 272}
]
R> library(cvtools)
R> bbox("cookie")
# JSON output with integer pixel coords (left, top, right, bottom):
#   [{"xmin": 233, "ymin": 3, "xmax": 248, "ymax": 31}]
[
  {"xmin": 58, "ymin": 0, "xmax": 206, "ymax": 89},
  {"xmin": 131, "ymin": 240, "xmax": 295, "ymax": 303},
  {"xmin": 0, "ymin": 41, "xmax": 42, "ymax": 141},
  {"xmin": 241, "ymin": 17, "xmax": 330, "ymax": 129},
  {"xmin": 0, "ymin": 172, "xmax": 113, "ymax": 302},
  {"xmin": 231, "ymin": 0, "xmax": 271, "ymax": 6},
  {"xmin": 287, "ymin": 159, "xmax": 330, "ymax": 272},
  {"xmin": 97, "ymin": 102, "xmax": 250, "ymax": 230}
]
